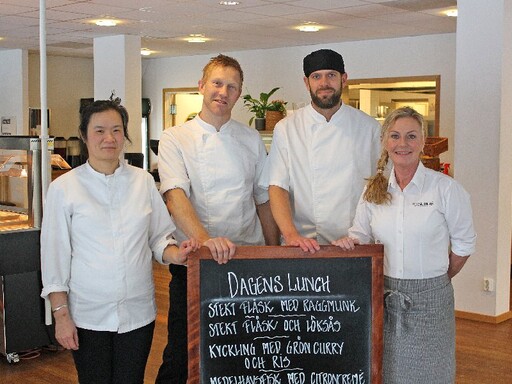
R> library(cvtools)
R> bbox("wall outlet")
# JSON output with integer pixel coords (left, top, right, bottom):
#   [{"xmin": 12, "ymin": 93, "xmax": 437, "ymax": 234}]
[{"xmin": 483, "ymin": 277, "xmax": 495, "ymax": 292}]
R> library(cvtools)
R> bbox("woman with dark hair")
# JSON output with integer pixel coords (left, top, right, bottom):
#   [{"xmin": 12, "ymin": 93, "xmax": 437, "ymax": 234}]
[
  {"xmin": 41, "ymin": 99, "xmax": 199, "ymax": 383},
  {"xmin": 333, "ymin": 106, "xmax": 476, "ymax": 383}
]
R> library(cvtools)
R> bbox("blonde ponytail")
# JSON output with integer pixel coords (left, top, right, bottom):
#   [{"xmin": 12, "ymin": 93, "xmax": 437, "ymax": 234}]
[{"xmin": 363, "ymin": 151, "xmax": 391, "ymax": 205}]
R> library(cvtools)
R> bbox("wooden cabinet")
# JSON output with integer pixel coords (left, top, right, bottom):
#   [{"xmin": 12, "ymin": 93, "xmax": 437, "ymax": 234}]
[{"xmin": 421, "ymin": 137, "xmax": 448, "ymax": 172}]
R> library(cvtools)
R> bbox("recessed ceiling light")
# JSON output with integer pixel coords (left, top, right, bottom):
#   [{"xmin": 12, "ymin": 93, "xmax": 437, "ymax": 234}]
[
  {"xmin": 298, "ymin": 23, "xmax": 320, "ymax": 32},
  {"xmin": 95, "ymin": 19, "xmax": 118, "ymax": 27},
  {"xmin": 187, "ymin": 34, "xmax": 207, "ymax": 43},
  {"xmin": 443, "ymin": 9, "xmax": 458, "ymax": 17},
  {"xmin": 219, "ymin": 1, "xmax": 240, "ymax": 5},
  {"xmin": 141, "ymin": 48, "xmax": 152, "ymax": 56}
]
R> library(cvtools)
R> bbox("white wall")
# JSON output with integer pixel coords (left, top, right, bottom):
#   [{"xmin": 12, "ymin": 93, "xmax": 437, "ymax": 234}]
[
  {"xmin": 28, "ymin": 54, "xmax": 93, "ymax": 139},
  {"xmin": 453, "ymin": 0, "xmax": 512, "ymax": 317},
  {"xmin": 94, "ymin": 35, "xmax": 142, "ymax": 154},
  {"xmin": 0, "ymin": 49, "xmax": 28, "ymax": 135},
  {"xmin": 499, "ymin": 0, "xmax": 512, "ymax": 317}
]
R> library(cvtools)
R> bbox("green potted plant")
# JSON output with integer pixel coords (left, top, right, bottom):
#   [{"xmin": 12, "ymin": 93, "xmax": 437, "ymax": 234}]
[
  {"xmin": 242, "ymin": 87, "xmax": 281, "ymax": 130},
  {"xmin": 265, "ymin": 99, "xmax": 287, "ymax": 130},
  {"xmin": 266, "ymin": 99, "xmax": 287, "ymax": 113}
]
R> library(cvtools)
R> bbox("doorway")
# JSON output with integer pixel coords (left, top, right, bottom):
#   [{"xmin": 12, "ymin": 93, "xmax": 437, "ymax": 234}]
[
  {"xmin": 162, "ymin": 87, "xmax": 202, "ymax": 129},
  {"xmin": 345, "ymin": 75, "xmax": 440, "ymax": 136}
]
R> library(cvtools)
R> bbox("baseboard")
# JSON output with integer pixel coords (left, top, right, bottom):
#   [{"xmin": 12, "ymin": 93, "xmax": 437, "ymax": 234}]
[{"xmin": 455, "ymin": 309, "xmax": 512, "ymax": 324}]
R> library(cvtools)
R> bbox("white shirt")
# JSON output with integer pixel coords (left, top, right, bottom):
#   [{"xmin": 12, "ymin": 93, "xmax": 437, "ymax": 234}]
[
  {"xmin": 158, "ymin": 116, "xmax": 268, "ymax": 245},
  {"xmin": 349, "ymin": 163, "xmax": 477, "ymax": 279},
  {"xmin": 261, "ymin": 103, "xmax": 381, "ymax": 244},
  {"xmin": 41, "ymin": 161, "xmax": 177, "ymax": 333}
]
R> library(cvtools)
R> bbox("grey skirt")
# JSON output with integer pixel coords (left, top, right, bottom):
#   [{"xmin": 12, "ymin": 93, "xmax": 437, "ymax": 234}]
[{"xmin": 383, "ymin": 274, "xmax": 455, "ymax": 384}]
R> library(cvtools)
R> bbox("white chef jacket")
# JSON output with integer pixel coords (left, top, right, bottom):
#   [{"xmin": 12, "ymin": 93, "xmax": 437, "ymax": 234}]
[
  {"xmin": 158, "ymin": 116, "xmax": 268, "ymax": 245},
  {"xmin": 349, "ymin": 162, "xmax": 477, "ymax": 279},
  {"xmin": 41, "ymin": 161, "xmax": 177, "ymax": 333},
  {"xmin": 260, "ymin": 103, "xmax": 381, "ymax": 244}
]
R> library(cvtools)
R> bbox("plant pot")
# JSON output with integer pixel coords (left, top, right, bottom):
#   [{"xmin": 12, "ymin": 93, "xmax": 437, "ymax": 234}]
[
  {"xmin": 265, "ymin": 111, "xmax": 285, "ymax": 131},
  {"xmin": 254, "ymin": 117, "xmax": 266, "ymax": 131}
]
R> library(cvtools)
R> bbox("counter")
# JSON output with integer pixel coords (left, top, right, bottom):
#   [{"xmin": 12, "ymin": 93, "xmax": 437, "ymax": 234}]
[{"xmin": 0, "ymin": 136, "xmax": 53, "ymax": 363}]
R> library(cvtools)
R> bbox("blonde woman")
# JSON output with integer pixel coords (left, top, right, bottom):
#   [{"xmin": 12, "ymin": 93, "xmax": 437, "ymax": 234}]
[{"xmin": 333, "ymin": 106, "xmax": 476, "ymax": 383}]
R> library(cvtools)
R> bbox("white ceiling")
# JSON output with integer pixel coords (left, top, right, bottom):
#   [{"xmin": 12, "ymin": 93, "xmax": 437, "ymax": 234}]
[{"xmin": 0, "ymin": 0, "xmax": 457, "ymax": 59}]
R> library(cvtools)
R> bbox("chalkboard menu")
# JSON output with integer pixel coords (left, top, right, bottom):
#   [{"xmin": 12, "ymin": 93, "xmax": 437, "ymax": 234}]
[{"xmin": 188, "ymin": 245, "xmax": 383, "ymax": 384}]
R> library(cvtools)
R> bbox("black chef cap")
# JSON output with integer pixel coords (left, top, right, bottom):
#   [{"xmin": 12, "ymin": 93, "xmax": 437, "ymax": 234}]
[{"xmin": 303, "ymin": 49, "xmax": 345, "ymax": 77}]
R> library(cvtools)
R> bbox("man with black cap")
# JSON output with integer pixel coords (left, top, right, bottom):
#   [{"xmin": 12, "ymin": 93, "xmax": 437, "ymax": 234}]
[{"xmin": 261, "ymin": 48, "xmax": 381, "ymax": 253}]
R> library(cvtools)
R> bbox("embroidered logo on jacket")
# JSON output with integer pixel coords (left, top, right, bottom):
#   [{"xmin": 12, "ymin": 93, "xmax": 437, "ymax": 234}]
[{"xmin": 412, "ymin": 201, "xmax": 434, "ymax": 207}]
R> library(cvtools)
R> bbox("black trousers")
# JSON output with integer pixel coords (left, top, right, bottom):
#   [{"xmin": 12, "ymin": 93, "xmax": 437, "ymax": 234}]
[
  {"xmin": 155, "ymin": 264, "xmax": 188, "ymax": 384},
  {"xmin": 72, "ymin": 321, "xmax": 155, "ymax": 384}
]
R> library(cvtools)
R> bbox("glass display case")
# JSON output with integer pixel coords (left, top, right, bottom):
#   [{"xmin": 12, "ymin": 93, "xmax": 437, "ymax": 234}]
[
  {"xmin": 0, "ymin": 136, "xmax": 53, "ymax": 363},
  {"xmin": 0, "ymin": 136, "xmax": 48, "ymax": 231}
]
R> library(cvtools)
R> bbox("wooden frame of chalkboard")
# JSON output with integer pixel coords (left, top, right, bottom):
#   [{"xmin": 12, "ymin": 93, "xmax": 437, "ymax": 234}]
[{"xmin": 188, "ymin": 244, "xmax": 384, "ymax": 384}]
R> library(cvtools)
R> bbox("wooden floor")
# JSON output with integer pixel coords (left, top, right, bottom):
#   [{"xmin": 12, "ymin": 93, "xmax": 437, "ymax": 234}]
[{"xmin": 1, "ymin": 262, "xmax": 511, "ymax": 384}]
